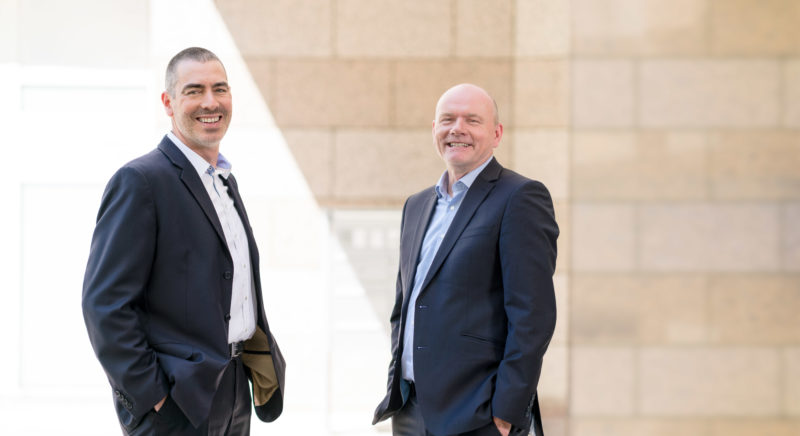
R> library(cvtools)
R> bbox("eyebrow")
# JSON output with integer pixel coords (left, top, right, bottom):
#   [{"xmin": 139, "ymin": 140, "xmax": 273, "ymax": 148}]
[{"xmin": 181, "ymin": 81, "xmax": 229, "ymax": 92}]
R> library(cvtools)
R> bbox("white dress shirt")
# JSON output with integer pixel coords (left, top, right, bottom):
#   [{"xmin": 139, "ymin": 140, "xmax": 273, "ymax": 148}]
[{"xmin": 168, "ymin": 132, "xmax": 257, "ymax": 344}]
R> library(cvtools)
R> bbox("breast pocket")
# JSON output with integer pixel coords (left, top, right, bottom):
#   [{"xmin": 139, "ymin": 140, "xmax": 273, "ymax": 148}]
[{"xmin": 459, "ymin": 224, "xmax": 498, "ymax": 240}]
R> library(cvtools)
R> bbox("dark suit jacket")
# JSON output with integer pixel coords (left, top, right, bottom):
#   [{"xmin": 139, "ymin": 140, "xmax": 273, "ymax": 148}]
[
  {"xmin": 82, "ymin": 136, "xmax": 285, "ymax": 433},
  {"xmin": 373, "ymin": 158, "xmax": 558, "ymax": 435}
]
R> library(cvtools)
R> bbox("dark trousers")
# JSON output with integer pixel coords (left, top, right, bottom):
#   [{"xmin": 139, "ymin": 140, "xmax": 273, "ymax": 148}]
[
  {"xmin": 126, "ymin": 357, "xmax": 251, "ymax": 436},
  {"xmin": 392, "ymin": 383, "xmax": 519, "ymax": 436}
]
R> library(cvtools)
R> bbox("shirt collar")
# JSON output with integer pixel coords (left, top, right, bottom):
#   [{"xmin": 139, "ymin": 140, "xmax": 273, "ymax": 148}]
[
  {"xmin": 434, "ymin": 156, "xmax": 494, "ymax": 199},
  {"xmin": 167, "ymin": 131, "xmax": 232, "ymax": 179}
]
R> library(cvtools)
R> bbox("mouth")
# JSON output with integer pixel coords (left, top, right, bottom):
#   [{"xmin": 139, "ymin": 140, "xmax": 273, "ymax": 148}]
[
  {"xmin": 447, "ymin": 142, "xmax": 471, "ymax": 148},
  {"xmin": 197, "ymin": 115, "xmax": 222, "ymax": 124}
]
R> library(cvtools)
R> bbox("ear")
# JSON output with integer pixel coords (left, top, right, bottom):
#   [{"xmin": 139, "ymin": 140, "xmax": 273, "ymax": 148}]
[
  {"xmin": 161, "ymin": 91, "xmax": 174, "ymax": 117},
  {"xmin": 492, "ymin": 122, "xmax": 503, "ymax": 148}
]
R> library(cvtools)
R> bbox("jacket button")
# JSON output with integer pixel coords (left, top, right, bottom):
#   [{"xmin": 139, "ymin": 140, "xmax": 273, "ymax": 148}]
[
  {"xmin": 225, "ymin": 314, "xmax": 231, "ymax": 322},
  {"xmin": 223, "ymin": 271, "xmax": 233, "ymax": 280}
]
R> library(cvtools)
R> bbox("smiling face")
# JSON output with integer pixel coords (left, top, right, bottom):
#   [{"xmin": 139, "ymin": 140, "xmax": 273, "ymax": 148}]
[
  {"xmin": 161, "ymin": 59, "xmax": 232, "ymax": 160},
  {"xmin": 433, "ymin": 84, "xmax": 502, "ymax": 182}
]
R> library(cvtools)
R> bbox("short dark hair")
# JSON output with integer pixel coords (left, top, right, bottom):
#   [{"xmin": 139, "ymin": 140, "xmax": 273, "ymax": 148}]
[{"xmin": 165, "ymin": 47, "xmax": 224, "ymax": 96}]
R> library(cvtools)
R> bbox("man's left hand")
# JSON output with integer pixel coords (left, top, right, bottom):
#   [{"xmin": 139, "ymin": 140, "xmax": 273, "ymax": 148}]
[{"xmin": 493, "ymin": 416, "xmax": 512, "ymax": 436}]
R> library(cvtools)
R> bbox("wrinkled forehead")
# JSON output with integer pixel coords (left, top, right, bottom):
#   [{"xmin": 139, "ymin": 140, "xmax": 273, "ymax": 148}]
[{"xmin": 435, "ymin": 87, "xmax": 495, "ymax": 120}]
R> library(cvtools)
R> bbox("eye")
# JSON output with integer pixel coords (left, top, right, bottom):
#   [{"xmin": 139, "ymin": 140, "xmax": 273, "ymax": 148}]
[
  {"xmin": 215, "ymin": 87, "xmax": 228, "ymax": 94},
  {"xmin": 185, "ymin": 89, "xmax": 200, "ymax": 95}
]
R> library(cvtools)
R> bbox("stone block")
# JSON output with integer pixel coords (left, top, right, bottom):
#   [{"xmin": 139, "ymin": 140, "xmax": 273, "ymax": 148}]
[
  {"xmin": 786, "ymin": 348, "xmax": 800, "ymax": 415},
  {"xmin": 333, "ymin": 129, "xmax": 443, "ymax": 202},
  {"xmin": 710, "ymin": 0, "xmax": 800, "ymax": 55},
  {"xmin": 274, "ymin": 60, "xmax": 392, "ymax": 128},
  {"xmin": 244, "ymin": 58, "xmax": 274, "ymax": 111},
  {"xmin": 710, "ymin": 420, "xmax": 800, "ymax": 436},
  {"xmin": 455, "ymin": 0, "xmax": 512, "ymax": 57},
  {"xmin": 784, "ymin": 203, "xmax": 800, "ymax": 271},
  {"xmin": 785, "ymin": 60, "xmax": 800, "ymax": 127},
  {"xmin": 551, "ymin": 274, "xmax": 568, "ymax": 346},
  {"xmin": 336, "ymin": 0, "xmax": 450, "ymax": 57},
  {"xmin": 572, "ymin": 419, "xmax": 710, "ymax": 436},
  {"xmin": 572, "ymin": 130, "xmax": 707, "ymax": 200},
  {"xmin": 513, "ymin": 129, "xmax": 568, "ymax": 200},
  {"xmin": 282, "ymin": 129, "xmax": 334, "ymax": 199},
  {"xmin": 640, "ymin": 348, "xmax": 781, "ymax": 415},
  {"xmin": 394, "ymin": 60, "xmax": 513, "ymax": 128},
  {"xmin": 215, "ymin": 0, "xmax": 331, "ymax": 57},
  {"xmin": 709, "ymin": 275, "xmax": 800, "ymax": 345},
  {"xmin": 515, "ymin": 0, "xmax": 570, "ymax": 56},
  {"xmin": 709, "ymin": 131, "xmax": 800, "ymax": 200},
  {"xmin": 572, "ymin": 203, "xmax": 636, "ymax": 272},
  {"xmin": 573, "ymin": 60, "xmax": 635, "ymax": 127},
  {"xmin": 571, "ymin": 347, "xmax": 636, "ymax": 416},
  {"xmin": 572, "ymin": 0, "xmax": 707, "ymax": 55},
  {"xmin": 19, "ymin": 0, "xmax": 147, "ymax": 67},
  {"xmin": 514, "ymin": 60, "xmax": 570, "ymax": 127},
  {"xmin": 538, "ymin": 345, "xmax": 568, "ymax": 415},
  {"xmin": 572, "ymin": 274, "xmax": 707, "ymax": 345},
  {"xmin": 640, "ymin": 204, "xmax": 781, "ymax": 272},
  {"xmin": 640, "ymin": 60, "xmax": 781, "ymax": 127}
]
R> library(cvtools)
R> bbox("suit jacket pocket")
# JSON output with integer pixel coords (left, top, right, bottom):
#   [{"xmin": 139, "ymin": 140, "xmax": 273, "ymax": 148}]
[
  {"xmin": 458, "ymin": 333, "xmax": 505, "ymax": 360},
  {"xmin": 459, "ymin": 224, "xmax": 498, "ymax": 240}
]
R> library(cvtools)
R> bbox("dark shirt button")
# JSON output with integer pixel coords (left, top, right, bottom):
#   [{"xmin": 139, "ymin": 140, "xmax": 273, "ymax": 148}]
[
  {"xmin": 225, "ymin": 314, "xmax": 231, "ymax": 322},
  {"xmin": 223, "ymin": 271, "xmax": 233, "ymax": 280}
]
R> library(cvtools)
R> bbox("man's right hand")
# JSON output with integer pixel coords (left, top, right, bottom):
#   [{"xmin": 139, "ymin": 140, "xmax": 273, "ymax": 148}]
[{"xmin": 154, "ymin": 396, "xmax": 167, "ymax": 412}]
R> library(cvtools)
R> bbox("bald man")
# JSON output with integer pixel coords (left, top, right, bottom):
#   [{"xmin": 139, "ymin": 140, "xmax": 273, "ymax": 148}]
[{"xmin": 373, "ymin": 84, "xmax": 558, "ymax": 436}]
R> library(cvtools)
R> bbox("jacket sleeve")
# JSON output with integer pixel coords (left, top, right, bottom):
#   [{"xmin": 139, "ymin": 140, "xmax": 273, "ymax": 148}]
[
  {"xmin": 81, "ymin": 166, "xmax": 169, "ymax": 427},
  {"xmin": 492, "ymin": 180, "xmax": 559, "ymax": 429}
]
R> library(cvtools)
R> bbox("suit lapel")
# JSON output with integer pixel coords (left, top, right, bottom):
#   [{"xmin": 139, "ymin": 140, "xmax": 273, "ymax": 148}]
[
  {"xmin": 418, "ymin": 158, "xmax": 502, "ymax": 294},
  {"xmin": 157, "ymin": 137, "xmax": 230, "ymax": 258}
]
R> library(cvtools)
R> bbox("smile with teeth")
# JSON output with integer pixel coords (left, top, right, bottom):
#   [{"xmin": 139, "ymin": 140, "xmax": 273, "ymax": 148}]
[
  {"xmin": 198, "ymin": 115, "xmax": 222, "ymax": 123},
  {"xmin": 448, "ymin": 142, "xmax": 471, "ymax": 148}
]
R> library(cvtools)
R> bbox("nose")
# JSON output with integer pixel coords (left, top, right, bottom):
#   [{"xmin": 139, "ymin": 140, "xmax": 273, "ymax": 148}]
[
  {"xmin": 200, "ymin": 90, "xmax": 218, "ymax": 109},
  {"xmin": 449, "ymin": 118, "xmax": 465, "ymax": 135}
]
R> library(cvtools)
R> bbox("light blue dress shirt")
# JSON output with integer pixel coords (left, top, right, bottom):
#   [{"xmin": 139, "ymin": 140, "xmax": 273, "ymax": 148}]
[{"xmin": 400, "ymin": 157, "xmax": 494, "ymax": 382}]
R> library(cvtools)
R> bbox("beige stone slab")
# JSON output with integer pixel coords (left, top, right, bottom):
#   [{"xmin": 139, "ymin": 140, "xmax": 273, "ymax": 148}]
[
  {"xmin": 785, "ymin": 60, "xmax": 800, "ymax": 128},
  {"xmin": 281, "ymin": 129, "xmax": 334, "ymax": 199},
  {"xmin": 572, "ymin": 130, "xmax": 707, "ymax": 200},
  {"xmin": 709, "ymin": 131, "xmax": 800, "ymax": 200},
  {"xmin": 572, "ymin": 274, "xmax": 708, "ymax": 345},
  {"xmin": 640, "ymin": 60, "xmax": 781, "ymax": 128},
  {"xmin": 640, "ymin": 203, "xmax": 781, "ymax": 272},
  {"xmin": 640, "ymin": 347, "xmax": 781, "ymax": 415},
  {"xmin": 273, "ymin": 60, "xmax": 392, "ymax": 128},
  {"xmin": 336, "ymin": 0, "xmax": 451, "ymax": 57},
  {"xmin": 572, "ymin": 418, "xmax": 710, "ymax": 436},
  {"xmin": 784, "ymin": 203, "xmax": 800, "ymax": 271},
  {"xmin": 243, "ymin": 58, "xmax": 274, "ymax": 111},
  {"xmin": 710, "ymin": 0, "xmax": 800, "ymax": 55},
  {"xmin": 513, "ymin": 129, "xmax": 568, "ymax": 200},
  {"xmin": 0, "ymin": 0, "xmax": 17, "ymax": 62},
  {"xmin": 710, "ymin": 419, "xmax": 800, "ymax": 436},
  {"xmin": 333, "ymin": 129, "xmax": 443, "ymax": 201},
  {"xmin": 515, "ymin": 60, "xmax": 570, "ymax": 127},
  {"xmin": 709, "ymin": 275, "xmax": 800, "ymax": 345},
  {"xmin": 573, "ymin": 60, "xmax": 635, "ymax": 127},
  {"xmin": 394, "ymin": 60, "xmax": 513, "ymax": 128},
  {"xmin": 455, "ymin": 0, "xmax": 512, "ymax": 57},
  {"xmin": 572, "ymin": 203, "xmax": 636, "ymax": 272},
  {"xmin": 572, "ymin": 0, "xmax": 707, "ymax": 55},
  {"xmin": 515, "ymin": 0, "xmax": 570, "ymax": 56},
  {"xmin": 571, "ymin": 347, "xmax": 636, "ymax": 416},
  {"xmin": 215, "ymin": 0, "xmax": 331, "ymax": 57},
  {"xmin": 538, "ymin": 345, "xmax": 568, "ymax": 415},
  {"xmin": 19, "ymin": 0, "xmax": 147, "ymax": 67},
  {"xmin": 786, "ymin": 348, "xmax": 800, "ymax": 415}
]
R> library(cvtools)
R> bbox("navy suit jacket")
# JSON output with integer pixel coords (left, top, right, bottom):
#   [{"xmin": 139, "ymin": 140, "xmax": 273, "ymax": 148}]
[
  {"xmin": 373, "ymin": 158, "xmax": 558, "ymax": 435},
  {"xmin": 82, "ymin": 136, "xmax": 285, "ymax": 432}
]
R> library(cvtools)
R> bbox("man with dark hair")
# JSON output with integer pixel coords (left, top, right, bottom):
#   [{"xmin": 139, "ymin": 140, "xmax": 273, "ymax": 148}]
[
  {"xmin": 82, "ymin": 47, "xmax": 285, "ymax": 435},
  {"xmin": 374, "ymin": 84, "xmax": 558, "ymax": 436}
]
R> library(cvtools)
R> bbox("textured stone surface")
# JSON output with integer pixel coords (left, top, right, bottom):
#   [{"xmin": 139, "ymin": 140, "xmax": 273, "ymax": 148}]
[
  {"xmin": 455, "ymin": 0, "xmax": 513, "ymax": 57},
  {"xmin": 514, "ymin": 60, "xmax": 570, "ymax": 127},
  {"xmin": 572, "ymin": 60, "xmax": 635, "ymax": 127},
  {"xmin": 572, "ymin": 203, "xmax": 636, "ymax": 271},
  {"xmin": 710, "ymin": 0, "xmax": 800, "ymax": 55},
  {"xmin": 516, "ymin": 0, "xmax": 570, "ymax": 56},
  {"xmin": 571, "ymin": 347, "xmax": 636, "ymax": 416}
]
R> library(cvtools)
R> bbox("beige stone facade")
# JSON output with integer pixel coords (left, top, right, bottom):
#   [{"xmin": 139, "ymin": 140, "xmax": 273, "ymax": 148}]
[{"xmin": 215, "ymin": 1, "xmax": 800, "ymax": 434}]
